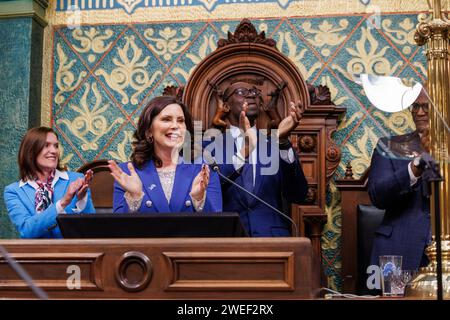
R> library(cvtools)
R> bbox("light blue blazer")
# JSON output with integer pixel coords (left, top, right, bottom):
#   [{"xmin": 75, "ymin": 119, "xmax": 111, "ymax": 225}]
[
  {"xmin": 4, "ymin": 171, "xmax": 96, "ymax": 239},
  {"xmin": 113, "ymin": 160, "xmax": 222, "ymax": 213}
]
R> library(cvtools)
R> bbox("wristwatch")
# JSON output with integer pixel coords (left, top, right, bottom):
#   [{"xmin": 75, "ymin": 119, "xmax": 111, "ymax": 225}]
[{"xmin": 279, "ymin": 139, "xmax": 292, "ymax": 150}]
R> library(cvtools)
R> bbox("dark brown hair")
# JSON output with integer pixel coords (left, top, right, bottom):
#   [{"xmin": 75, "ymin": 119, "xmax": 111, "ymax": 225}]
[
  {"xmin": 18, "ymin": 127, "xmax": 63, "ymax": 181},
  {"xmin": 131, "ymin": 96, "xmax": 194, "ymax": 169}
]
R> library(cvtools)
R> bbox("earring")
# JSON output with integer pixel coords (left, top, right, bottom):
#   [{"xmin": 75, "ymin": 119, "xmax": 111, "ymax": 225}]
[{"xmin": 146, "ymin": 135, "xmax": 154, "ymax": 144}]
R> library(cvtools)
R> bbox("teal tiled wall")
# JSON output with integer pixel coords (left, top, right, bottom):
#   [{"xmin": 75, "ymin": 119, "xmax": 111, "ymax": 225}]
[{"xmin": 0, "ymin": 17, "xmax": 44, "ymax": 239}]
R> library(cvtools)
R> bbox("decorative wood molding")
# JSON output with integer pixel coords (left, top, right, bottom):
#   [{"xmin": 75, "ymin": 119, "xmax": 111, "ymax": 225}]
[
  {"xmin": 344, "ymin": 162, "xmax": 355, "ymax": 180},
  {"xmin": 217, "ymin": 18, "xmax": 276, "ymax": 48},
  {"xmin": 304, "ymin": 187, "xmax": 317, "ymax": 205},
  {"xmin": 163, "ymin": 85, "xmax": 184, "ymax": 100},
  {"xmin": 115, "ymin": 251, "xmax": 153, "ymax": 292},
  {"xmin": 298, "ymin": 135, "xmax": 317, "ymax": 153},
  {"xmin": 308, "ymin": 83, "xmax": 333, "ymax": 106},
  {"xmin": 325, "ymin": 128, "xmax": 342, "ymax": 182}
]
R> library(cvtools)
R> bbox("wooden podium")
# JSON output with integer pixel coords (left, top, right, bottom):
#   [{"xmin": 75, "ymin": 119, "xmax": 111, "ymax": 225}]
[{"xmin": 0, "ymin": 238, "xmax": 319, "ymax": 299}]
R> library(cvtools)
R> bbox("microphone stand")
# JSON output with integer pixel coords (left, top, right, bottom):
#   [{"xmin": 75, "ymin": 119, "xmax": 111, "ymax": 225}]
[
  {"xmin": 209, "ymin": 163, "xmax": 300, "ymax": 237},
  {"xmin": 402, "ymin": 85, "xmax": 448, "ymax": 300},
  {"xmin": 0, "ymin": 244, "xmax": 49, "ymax": 300},
  {"xmin": 421, "ymin": 159, "xmax": 444, "ymax": 300}
]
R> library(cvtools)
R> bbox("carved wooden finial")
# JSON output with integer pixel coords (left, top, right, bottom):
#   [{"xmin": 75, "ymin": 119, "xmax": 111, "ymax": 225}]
[
  {"xmin": 344, "ymin": 162, "xmax": 354, "ymax": 180},
  {"xmin": 217, "ymin": 18, "xmax": 277, "ymax": 48},
  {"xmin": 162, "ymin": 85, "xmax": 184, "ymax": 100},
  {"xmin": 307, "ymin": 82, "xmax": 333, "ymax": 105}
]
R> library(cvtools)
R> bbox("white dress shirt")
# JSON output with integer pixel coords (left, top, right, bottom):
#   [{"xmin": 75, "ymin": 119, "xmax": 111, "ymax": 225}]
[{"xmin": 229, "ymin": 125, "xmax": 295, "ymax": 186}]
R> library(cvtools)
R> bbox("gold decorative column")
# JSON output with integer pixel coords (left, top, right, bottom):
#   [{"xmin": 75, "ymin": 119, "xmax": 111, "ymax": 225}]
[{"xmin": 407, "ymin": 0, "xmax": 450, "ymax": 299}]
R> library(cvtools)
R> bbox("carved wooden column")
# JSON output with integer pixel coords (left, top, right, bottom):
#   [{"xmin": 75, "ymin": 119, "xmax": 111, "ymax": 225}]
[{"xmin": 291, "ymin": 84, "xmax": 345, "ymax": 261}]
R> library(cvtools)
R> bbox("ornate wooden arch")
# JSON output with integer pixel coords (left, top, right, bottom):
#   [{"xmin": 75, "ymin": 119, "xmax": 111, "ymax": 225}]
[{"xmin": 183, "ymin": 19, "xmax": 310, "ymax": 130}]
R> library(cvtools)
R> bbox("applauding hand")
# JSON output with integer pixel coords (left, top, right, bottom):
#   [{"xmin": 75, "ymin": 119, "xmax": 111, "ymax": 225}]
[
  {"xmin": 60, "ymin": 178, "xmax": 84, "ymax": 209},
  {"xmin": 239, "ymin": 101, "xmax": 257, "ymax": 159},
  {"xmin": 190, "ymin": 164, "xmax": 210, "ymax": 201},
  {"xmin": 76, "ymin": 169, "xmax": 93, "ymax": 200},
  {"xmin": 277, "ymin": 101, "xmax": 304, "ymax": 140},
  {"xmin": 108, "ymin": 160, "xmax": 143, "ymax": 198}
]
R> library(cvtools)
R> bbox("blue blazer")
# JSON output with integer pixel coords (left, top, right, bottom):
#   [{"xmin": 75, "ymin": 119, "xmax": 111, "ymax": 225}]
[
  {"xmin": 4, "ymin": 171, "xmax": 96, "ymax": 239},
  {"xmin": 368, "ymin": 133, "xmax": 431, "ymax": 270},
  {"xmin": 208, "ymin": 132, "xmax": 308, "ymax": 237},
  {"xmin": 113, "ymin": 160, "xmax": 222, "ymax": 213}
]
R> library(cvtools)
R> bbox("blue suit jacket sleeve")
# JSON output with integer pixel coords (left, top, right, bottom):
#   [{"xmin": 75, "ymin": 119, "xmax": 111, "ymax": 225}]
[
  {"xmin": 280, "ymin": 150, "xmax": 308, "ymax": 204},
  {"xmin": 112, "ymin": 163, "xmax": 131, "ymax": 213},
  {"xmin": 113, "ymin": 181, "xmax": 130, "ymax": 213},
  {"xmin": 368, "ymin": 143, "xmax": 415, "ymax": 210},
  {"xmin": 201, "ymin": 169, "xmax": 223, "ymax": 212},
  {"xmin": 4, "ymin": 185, "xmax": 59, "ymax": 238}
]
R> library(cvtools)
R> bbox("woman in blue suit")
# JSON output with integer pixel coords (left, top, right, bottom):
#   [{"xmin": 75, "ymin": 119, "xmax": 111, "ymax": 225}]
[
  {"xmin": 109, "ymin": 96, "xmax": 222, "ymax": 213},
  {"xmin": 4, "ymin": 127, "xmax": 96, "ymax": 238}
]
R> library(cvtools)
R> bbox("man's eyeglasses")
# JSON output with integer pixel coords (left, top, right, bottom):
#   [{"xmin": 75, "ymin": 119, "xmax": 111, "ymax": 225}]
[
  {"xmin": 411, "ymin": 103, "xmax": 429, "ymax": 113},
  {"xmin": 224, "ymin": 87, "xmax": 261, "ymax": 101}
]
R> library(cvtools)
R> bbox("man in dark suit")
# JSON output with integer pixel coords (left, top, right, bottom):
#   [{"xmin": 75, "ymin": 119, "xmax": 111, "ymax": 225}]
[
  {"xmin": 207, "ymin": 79, "xmax": 308, "ymax": 237},
  {"xmin": 368, "ymin": 91, "xmax": 431, "ymax": 270}
]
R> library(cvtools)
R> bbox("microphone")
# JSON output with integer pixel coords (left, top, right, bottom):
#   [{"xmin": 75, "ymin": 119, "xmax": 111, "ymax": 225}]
[
  {"xmin": 415, "ymin": 152, "xmax": 438, "ymax": 171},
  {"xmin": 203, "ymin": 150, "xmax": 299, "ymax": 237},
  {"xmin": 0, "ymin": 244, "xmax": 49, "ymax": 299}
]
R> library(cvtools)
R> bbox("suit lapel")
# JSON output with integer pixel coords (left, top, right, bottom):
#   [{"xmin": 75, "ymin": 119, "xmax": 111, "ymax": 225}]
[
  {"xmin": 136, "ymin": 161, "xmax": 170, "ymax": 212},
  {"xmin": 20, "ymin": 184, "xmax": 37, "ymax": 214},
  {"xmin": 170, "ymin": 161, "xmax": 195, "ymax": 212}
]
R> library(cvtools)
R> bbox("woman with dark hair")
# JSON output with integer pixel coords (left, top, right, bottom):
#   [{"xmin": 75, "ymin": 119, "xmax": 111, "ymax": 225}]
[
  {"xmin": 4, "ymin": 127, "xmax": 96, "ymax": 238},
  {"xmin": 109, "ymin": 96, "xmax": 222, "ymax": 213}
]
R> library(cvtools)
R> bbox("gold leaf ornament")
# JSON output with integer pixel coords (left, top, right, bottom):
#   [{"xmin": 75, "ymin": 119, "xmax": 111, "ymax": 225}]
[
  {"xmin": 332, "ymin": 27, "xmax": 403, "ymax": 81},
  {"xmin": 144, "ymin": 27, "xmax": 191, "ymax": 61},
  {"xmin": 346, "ymin": 126, "xmax": 379, "ymax": 177},
  {"xmin": 276, "ymin": 31, "xmax": 322, "ymax": 80},
  {"xmin": 108, "ymin": 130, "xmax": 134, "ymax": 163},
  {"xmin": 95, "ymin": 35, "xmax": 163, "ymax": 105},
  {"xmin": 302, "ymin": 19, "xmax": 349, "ymax": 56},
  {"xmin": 72, "ymin": 27, "xmax": 114, "ymax": 63},
  {"xmin": 57, "ymin": 82, "xmax": 124, "ymax": 151},
  {"xmin": 54, "ymin": 44, "xmax": 87, "ymax": 105},
  {"xmin": 381, "ymin": 18, "xmax": 416, "ymax": 55},
  {"xmin": 173, "ymin": 34, "xmax": 217, "ymax": 82}
]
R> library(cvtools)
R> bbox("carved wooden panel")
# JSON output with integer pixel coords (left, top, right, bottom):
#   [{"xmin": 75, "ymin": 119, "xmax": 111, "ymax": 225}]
[
  {"xmin": 336, "ymin": 168, "xmax": 372, "ymax": 293},
  {"xmin": 0, "ymin": 253, "xmax": 104, "ymax": 291},
  {"xmin": 164, "ymin": 252, "xmax": 294, "ymax": 291},
  {"xmin": 0, "ymin": 238, "xmax": 319, "ymax": 299}
]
